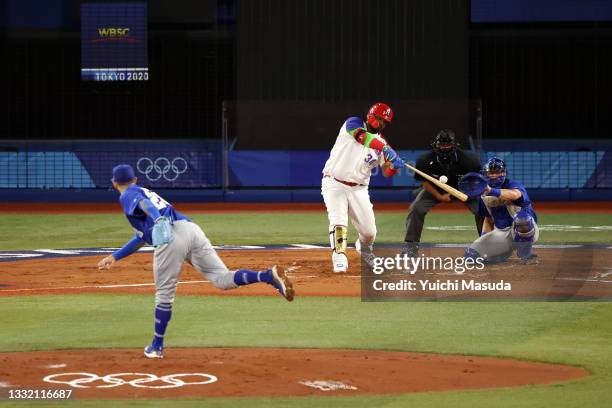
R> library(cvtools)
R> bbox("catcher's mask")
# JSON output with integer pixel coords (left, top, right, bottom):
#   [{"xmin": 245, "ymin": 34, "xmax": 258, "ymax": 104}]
[
  {"xmin": 431, "ymin": 129, "xmax": 458, "ymax": 164},
  {"xmin": 484, "ymin": 157, "xmax": 507, "ymax": 188}
]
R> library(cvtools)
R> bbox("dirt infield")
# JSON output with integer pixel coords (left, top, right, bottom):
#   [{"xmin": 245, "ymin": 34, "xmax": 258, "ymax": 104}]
[
  {"xmin": 0, "ymin": 348, "xmax": 588, "ymax": 398},
  {"xmin": 1, "ymin": 248, "xmax": 604, "ymax": 398},
  {"xmin": 2, "ymin": 201, "xmax": 611, "ymax": 214},
  {"xmin": 0, "ymin": 248, "xmax": 610, "ymax": 299}
]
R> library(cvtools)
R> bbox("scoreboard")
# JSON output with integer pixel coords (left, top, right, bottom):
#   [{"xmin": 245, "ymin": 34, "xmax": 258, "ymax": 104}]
[{"xmin": 81, "ymin": 2, "xmax": 148, "ymax": 81}]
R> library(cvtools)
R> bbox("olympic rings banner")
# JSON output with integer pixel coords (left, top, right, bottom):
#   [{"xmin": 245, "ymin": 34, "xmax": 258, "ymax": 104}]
[
  {"xmin": 0, "ymin": 140, "xmax": 223, "ymax": 189},
  {"xmin": 76, "ymin": 147, "xmax": 222, "ymax": 188}
]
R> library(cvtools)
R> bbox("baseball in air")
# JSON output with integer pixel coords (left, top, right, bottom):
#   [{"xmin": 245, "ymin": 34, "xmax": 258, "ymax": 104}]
[{"xmin": 439, "ymin": 175, "xmax": 448, "ymax": 184}]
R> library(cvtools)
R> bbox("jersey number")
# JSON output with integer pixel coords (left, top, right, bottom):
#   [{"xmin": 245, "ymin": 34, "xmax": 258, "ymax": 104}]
[{"xmin": 144, "ymin": 189, "xmax": 169, "ymax": 210}]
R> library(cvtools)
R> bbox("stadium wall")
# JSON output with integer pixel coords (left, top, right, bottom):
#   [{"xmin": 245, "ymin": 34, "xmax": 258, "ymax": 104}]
[{"xmin": 1, "ymin": 140, "xmax": 611, "ymax": 202}]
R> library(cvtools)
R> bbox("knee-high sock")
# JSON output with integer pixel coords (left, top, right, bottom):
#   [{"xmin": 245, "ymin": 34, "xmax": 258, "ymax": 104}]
[
  {"xmin": 152, "ymin": 302, "xmax": 172, "ymax": 349},
  {"xmin": 233, "ymin": 269, "xmax": 273, "ymax": 286}
]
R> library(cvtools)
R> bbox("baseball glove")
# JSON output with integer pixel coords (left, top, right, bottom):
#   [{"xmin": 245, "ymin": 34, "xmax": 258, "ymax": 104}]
[{"xmin": 458, "ymin": 172, "xmax": 488, "ymax": 198}]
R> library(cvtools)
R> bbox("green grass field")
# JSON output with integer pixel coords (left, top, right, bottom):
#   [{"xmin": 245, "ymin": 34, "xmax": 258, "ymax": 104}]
[
  {"xmin": 2, "ymin": 212, "xmax": 612, "ymax": 250},
  {"xmin": 1, "ymin": 210, "xmax": 612, "ymax": 407}
]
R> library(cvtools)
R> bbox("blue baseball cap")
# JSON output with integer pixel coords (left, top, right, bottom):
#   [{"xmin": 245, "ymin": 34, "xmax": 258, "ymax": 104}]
[{"xmin": 111, "ymin": 164, "xmax": 136, "ymax": 183}]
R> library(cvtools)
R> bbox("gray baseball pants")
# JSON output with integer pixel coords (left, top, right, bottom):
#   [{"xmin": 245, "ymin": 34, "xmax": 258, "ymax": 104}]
[
  {"xmin": 468, "ymin": 224, "xmax": 540, "ymax": 260},
  {"xmin": 153, "ymin": 220, "xmax": 237, "ymax": 304}
]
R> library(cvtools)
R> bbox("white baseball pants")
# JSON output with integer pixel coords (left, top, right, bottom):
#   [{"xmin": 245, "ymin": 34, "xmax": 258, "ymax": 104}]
[{"xmin": 321, "ymin": 177, "xmax": 377, "ymax": 246}]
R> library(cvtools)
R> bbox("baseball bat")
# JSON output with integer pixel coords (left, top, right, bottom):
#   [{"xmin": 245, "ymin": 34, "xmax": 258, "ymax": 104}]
[{"xmin": 404, "ymin": 163, "xmax": 468, "ymax": 202}]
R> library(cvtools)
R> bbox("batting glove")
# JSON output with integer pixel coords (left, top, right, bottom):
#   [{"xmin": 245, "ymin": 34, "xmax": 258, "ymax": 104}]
[
  {"xmin": 152, "ymin": 217, "xmax": 174, "ymax": 247},
  {"xmin": 390, "ymin": 155, "xmax": 406, "ymax": 169},
  {"xmin": 382, "ymin": 146, "xmax": 406, "ymax": 169},
  {"xmin": 382, "ymin": 145, "xmax": 398, "ymax": 162},
  {"xmin": 382, "ymin": 146, "xmax": 405, "ymax": 169}
]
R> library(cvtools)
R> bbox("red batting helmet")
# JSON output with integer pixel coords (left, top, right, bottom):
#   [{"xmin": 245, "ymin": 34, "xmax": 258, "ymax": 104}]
[{"xmin": 367, "ymin": 102, "xmax": 393, "ymax": 128}]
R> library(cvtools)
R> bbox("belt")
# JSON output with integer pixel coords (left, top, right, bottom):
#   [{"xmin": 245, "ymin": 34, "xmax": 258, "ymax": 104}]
[{"xmin": 325, "ymin": 175, "xmax": 365, "ymax": 187}]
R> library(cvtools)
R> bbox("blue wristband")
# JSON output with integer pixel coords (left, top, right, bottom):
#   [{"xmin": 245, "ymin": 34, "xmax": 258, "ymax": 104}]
[{"xmin": 487, "ymin": 188, "xmax": 501, "ymax": 197}]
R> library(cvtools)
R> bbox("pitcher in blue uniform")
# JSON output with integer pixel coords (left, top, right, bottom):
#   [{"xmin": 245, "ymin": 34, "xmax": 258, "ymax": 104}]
[
  {"xmin": 464, "ymin": 157, "xmax": 539, "ymax": 264},
  {"xmin": 97, "ymin": 164, "xmax": 295, "ymax": 359}
]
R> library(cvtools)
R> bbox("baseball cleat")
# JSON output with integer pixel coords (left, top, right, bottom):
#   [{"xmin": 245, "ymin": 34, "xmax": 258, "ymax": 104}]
[
  {"xmin": 332, "ymin": 252, "xmax": 348, "ymax": 273},
  {"xmin": 400, "ymin": 242, "xmax": 419, "ymax": 258},
  {"xmin": 521, "ymin": 254, "xmax": 539, "ymax": 265},
  {"xmin": 144, "ymin": 344, "xmax": 164, "ymax": 359},
  {"xmin": 361, "ymin": 252, "xmax": 378, "ymax": 269},
  {"xmin": 270, "ymin": 265, "xmax": 295, "ymax": 301}
]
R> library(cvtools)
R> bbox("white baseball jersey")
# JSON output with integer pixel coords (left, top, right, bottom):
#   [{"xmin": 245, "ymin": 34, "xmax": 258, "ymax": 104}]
[{"xmin": 322, "ymin": 117, "xmax": 386, "ymax": 186}]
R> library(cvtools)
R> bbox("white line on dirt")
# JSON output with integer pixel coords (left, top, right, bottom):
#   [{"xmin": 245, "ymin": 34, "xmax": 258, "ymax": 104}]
[
  {"xmin": 287, "ymin": 244, "xmax": 328, "ymax": 250},
  {"xmin": 0, "ymin": 280, "xmax": 209, "ymax": 292},
  {"xmin": 0, "ymin": 253, "xmax": 43, "ymax": 259},
  {"xmin": 0, "ymin": 274, "xmax": 361, "ymax": 293},
  {"xmin": 35, "ymin": 249, "xmax": 83, "ymax": 255},
  {"xmin": 599, "ymin": 271, "xmax": 612, "ymax": 278},
  {"xmin": 557, "ymin": 278, "xmax": 612, "ymax": 283}
]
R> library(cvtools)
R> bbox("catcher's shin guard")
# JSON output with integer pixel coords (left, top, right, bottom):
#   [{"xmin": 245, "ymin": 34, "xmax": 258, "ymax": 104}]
[
  {"xmin": 330, "ymin": 225, "xmax": 348, "ymax": 254},
  {"xmin": 512, "ymin": 212, "xmax": 536, "ymax": 260}
]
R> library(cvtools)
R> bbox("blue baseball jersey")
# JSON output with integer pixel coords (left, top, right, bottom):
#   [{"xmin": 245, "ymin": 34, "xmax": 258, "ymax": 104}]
[
  {"xmin": 119, "ymin": 184, "xmax": 188, "ymax": 244},
  {"xmin": 479, "ymin": 179, "xmax": 538, "ymax": 229}
]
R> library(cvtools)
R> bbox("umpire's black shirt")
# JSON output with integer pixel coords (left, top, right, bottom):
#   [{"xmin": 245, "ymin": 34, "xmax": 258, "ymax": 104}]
[{"xmin": 414, "ymin": 149, "xmax": 482, "ymax": 195}]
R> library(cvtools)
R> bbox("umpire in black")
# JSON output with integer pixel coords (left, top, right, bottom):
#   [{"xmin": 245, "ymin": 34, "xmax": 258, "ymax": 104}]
[{"xmin": 402, "ymin": 129, "xmax": 483, "ymax": 256}]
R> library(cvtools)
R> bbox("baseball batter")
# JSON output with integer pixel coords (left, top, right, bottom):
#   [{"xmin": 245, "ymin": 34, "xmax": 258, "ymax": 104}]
[
  {"xmin": 97, "ymin": 164, "xmax": 295, "ymax": 359},
  {"xmin": 322, "ymin": 102, "xmax": 405, "ymax": 272},
  {"xmin": 465, "ymin": 157, "xmax": 539, "ymax": 264}
]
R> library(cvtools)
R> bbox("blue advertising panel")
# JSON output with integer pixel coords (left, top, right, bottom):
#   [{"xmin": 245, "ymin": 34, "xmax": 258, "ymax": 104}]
[{"xmin": 472, "ymin": 0, "xmax": 612, "ymax": 23}]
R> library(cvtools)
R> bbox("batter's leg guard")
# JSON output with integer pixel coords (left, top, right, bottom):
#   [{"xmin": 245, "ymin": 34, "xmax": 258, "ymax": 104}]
[
  {"xmin": 330, "ymin": 225, "xmax": 348, "ymax": 254},
  {"xmin": 330, "ymin": 225, "xmax": 348, "ymax": 273}
]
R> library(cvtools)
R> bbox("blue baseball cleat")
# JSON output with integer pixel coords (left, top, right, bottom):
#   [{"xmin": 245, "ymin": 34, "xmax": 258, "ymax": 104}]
[
  {"xmin": 144, "ymin": 344, "xmax": 164, "ymax": 359},
  {"xmin": 269, "ymin": 265, "xmax": 295, "ymax": 302}
]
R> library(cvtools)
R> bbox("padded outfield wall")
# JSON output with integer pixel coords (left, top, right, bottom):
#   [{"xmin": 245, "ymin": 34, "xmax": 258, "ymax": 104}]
[{"xmin": 1, "ymin": 139, "xmax": 611, "ymax": 202}]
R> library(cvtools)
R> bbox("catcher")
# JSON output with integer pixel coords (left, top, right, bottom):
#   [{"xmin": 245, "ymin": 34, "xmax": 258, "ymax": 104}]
[{"xmin": 460, "ymin": 157, "xmax": 539, "ymax": 264}]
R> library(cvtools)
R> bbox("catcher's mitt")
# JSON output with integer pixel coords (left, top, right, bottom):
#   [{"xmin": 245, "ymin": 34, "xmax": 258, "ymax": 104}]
[{"xmin": 458, "ymin": 172, "xmax": 488, "ymax": 198}]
